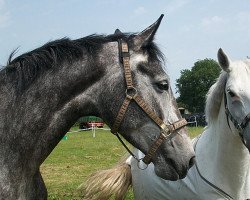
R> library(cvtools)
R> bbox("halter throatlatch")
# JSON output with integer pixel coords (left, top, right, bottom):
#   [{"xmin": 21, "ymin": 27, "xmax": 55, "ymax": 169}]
[
  {"xmin": 111, "ymin": 38, "xmax": 187, "ymax": 165},
  {"xmin": 224, "ymin": 91, "xmax": 250, "ymax": 146}
]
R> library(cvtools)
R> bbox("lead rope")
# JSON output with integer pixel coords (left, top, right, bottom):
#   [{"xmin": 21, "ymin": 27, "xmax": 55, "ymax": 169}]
[{"xmin": 115, "ymin": 133, "xmax": 140, "ymax": 162}]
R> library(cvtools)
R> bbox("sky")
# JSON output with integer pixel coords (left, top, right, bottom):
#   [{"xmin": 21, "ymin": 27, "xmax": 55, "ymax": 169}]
[{"xmin": 0, "ymin": 0, "xmax": 249, "ymax": 95}]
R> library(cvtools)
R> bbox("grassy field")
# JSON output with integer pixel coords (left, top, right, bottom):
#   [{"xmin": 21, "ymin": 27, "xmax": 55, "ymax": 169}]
[{"xmin": 40, "ymin": 126, "xmax": 204, "ymax": 200}]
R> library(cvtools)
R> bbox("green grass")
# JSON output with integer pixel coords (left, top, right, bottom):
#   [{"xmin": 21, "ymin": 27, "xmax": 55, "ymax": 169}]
[
  {"xmin": 41, "ymin": 126, "xmax": 204, "ymax": 200},
  {"xmin": 187, "ymin": 126, "xmax": 205, "ymax": 138}
]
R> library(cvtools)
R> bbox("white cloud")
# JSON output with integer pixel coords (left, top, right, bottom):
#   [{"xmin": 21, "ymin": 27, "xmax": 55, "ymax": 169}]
[
  {"xmin": 166, "ymin": 0, "xmax": 189, "ymax": 14},
  {"xmin": 180, "ymin": 24, "xmax": 193, "ymax": 32},
  {"xmin": 133, "ymin": 6, "xmax": 147, "ymax": 16},
  {"xmin": 237, "ymin": 11, "xmax": 250, "ymax": 21},
  {"xmin": 235, "ymin": 11, "xmax": 250, "ymax": 32},
  {"xmin": 0, "ymin": 0, "xmax": 10, "ymax": 28},
  {"xmin": 201, "ymin": 16, "xmax": 225, "ymax": 29},
  {"xmin": 200, "ymin": 12, "xmax": 250, "ymax": 34},
  {"xmin": 0, "ymin": 12, "xmax": 9, "ymax": 28},
  {"xmin": 0, "ymin": 0, "xmax": 5, "ymax": 9}
]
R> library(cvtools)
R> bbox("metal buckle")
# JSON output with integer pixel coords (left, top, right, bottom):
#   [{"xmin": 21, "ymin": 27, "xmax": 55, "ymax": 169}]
[
  {"xmin": 162, "ymin": 130, "xmax": 172, "ymax": 137},
  {"xmin": 160, "ymin": 124, "xmax": 172, "ymax": 136},
  {"xmin": 137, "ymin": 158, "xmax": 148, "ymax": 170}
]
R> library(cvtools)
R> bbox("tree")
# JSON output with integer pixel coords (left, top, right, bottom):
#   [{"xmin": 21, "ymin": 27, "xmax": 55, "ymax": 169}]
[{"xmin": 176, "ymin": 59, "xmax": 220, "ymax": 113}]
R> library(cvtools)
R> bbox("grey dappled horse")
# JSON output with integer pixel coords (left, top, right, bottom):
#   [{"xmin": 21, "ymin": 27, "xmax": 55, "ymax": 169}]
[{"xmin": 0, "ymin": 15, "xmax": 194, "ymax": 199}]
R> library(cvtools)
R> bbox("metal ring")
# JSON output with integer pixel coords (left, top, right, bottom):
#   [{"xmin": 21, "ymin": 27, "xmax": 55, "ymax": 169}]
[
  {"xmin": 126, "ymin": 87, "xmax": 137, "ymax": 98},
  {"xmin": 137, "ymin": 158, "xmax": 148, "ymax": 170}
]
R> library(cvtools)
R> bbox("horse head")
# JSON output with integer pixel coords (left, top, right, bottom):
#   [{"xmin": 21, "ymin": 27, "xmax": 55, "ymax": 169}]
[
  {"xmin": 99, "ymin": 15, "xmax": 195, "ymax": 180},
  {"xmin": 218, "ymin": 48, "xmax": 250, "ymax": 152}
]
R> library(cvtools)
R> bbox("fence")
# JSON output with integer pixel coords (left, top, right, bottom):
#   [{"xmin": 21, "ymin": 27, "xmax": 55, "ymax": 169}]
[{"xmin": 183, "ymin": 113, "xmax": 207, "ymax": 127}]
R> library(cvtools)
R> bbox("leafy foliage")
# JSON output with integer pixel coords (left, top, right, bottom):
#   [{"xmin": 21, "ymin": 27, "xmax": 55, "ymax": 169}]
[{"xmin": 176, "ymin": 59, "xmax": 220, "ymax": 113}]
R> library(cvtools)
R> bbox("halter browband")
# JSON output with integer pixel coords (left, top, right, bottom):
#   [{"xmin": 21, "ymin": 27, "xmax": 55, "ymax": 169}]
[{"xmin": 111, "ymin": 39, "xmax": 187, "ymax": 165}]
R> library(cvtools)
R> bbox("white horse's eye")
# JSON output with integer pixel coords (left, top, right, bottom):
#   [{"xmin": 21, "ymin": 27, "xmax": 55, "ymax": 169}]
[
  {"xmin": 227, "ymin": 88, "xmax": 236, "ymax": 98},
  {"xmin": 228, "ymin": 91, "xmax": 236, "ymax": 97}
]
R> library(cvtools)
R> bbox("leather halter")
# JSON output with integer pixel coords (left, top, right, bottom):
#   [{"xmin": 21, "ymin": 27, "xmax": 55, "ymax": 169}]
[
  {"xmin": 224, "ymin": 90, "xmax": 250, "ymax": 146},
  {"xmin": 111, "ymin": 39, "xmax": 187, "ymax": 165}
]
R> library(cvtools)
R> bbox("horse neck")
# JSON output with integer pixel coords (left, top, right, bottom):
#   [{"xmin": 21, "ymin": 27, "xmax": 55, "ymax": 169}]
[
  {"xmin": 196, "ymin": 100, "xmax": 250, "ymax": 199},
  {"xmin": 1, "ymin": 43, "xmax": 119, "ymax": 166}
]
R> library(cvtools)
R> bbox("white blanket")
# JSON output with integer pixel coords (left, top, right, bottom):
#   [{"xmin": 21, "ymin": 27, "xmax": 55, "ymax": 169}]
[{"xmin": 127, "ymin": 150, "xmax": 232, "ymax": 200}]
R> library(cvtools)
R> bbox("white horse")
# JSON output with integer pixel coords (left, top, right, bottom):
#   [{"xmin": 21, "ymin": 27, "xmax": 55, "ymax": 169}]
[{"xmin": 84, "ymin": 49, "xmax": 250, "ymax": 200}]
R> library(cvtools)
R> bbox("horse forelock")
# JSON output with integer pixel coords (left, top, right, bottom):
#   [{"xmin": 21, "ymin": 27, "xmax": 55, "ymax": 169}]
[
  {"xmin": 2, "ymin": 33, "xmax": 163, "ymax": 93},
  {"xmin": 205, "ymin": 71, "xmax": 227, "ymax": 124}
]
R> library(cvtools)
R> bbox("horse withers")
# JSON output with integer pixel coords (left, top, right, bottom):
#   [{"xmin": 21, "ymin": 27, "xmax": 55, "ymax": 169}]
[
  {"xmin": 87, "ymin": 49, "xmax": 250, "ymax": 200},
  {"xmin": 0, "ymin": 15, "xmax": 194, "ymax": 199}
]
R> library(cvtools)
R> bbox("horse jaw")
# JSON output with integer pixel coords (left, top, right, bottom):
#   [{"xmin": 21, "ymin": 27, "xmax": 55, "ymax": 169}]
[
  {"xmin": 133, "ymin": 125, "xmax": 195, "ymax": 180},
  {"xmin": 153, "ymin": 131, "xmax": 195, "ymax": 180}
]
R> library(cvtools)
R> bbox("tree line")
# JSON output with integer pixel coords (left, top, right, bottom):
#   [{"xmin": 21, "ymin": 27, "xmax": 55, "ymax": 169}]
[{"xmin": 176, "ymin": 58, "xmax": 221, "ymax": 113}]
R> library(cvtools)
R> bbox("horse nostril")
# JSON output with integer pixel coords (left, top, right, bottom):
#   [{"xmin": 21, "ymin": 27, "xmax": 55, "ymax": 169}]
[{"xmin": 189, "ymin": 156, "xmax": 196, "ymax": 168}]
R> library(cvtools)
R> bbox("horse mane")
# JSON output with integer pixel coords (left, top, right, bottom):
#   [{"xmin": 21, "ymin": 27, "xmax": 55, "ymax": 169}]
[
  {"xmin": 244, "ymin": 59, "xmax": 250, "ymax": 67},
  {"xmin": 205, "ymin": 71, "xmax": 227, "ymax": 124},
  {"xmin": 3, "ymin": 33, "xmax": 164, "ymax": 92}
]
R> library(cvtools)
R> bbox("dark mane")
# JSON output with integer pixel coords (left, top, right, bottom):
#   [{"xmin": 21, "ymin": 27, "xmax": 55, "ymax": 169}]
[{"xmin": 3, "ymin": 33, "xmax": 164, "ymax": 92}]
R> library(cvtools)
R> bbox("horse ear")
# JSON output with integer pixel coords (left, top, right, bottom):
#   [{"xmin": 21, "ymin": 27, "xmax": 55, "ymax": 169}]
[
  {"xmin": 132, "ymin": 14, "xmax": 164, "ymax": 51},
  {"xmin": 114, "ymin": 29, "xmax": 122, "ymax": 35},
  {"xmin": 217, "ymin": 48, "xmax": 231, "ymax": 72}
]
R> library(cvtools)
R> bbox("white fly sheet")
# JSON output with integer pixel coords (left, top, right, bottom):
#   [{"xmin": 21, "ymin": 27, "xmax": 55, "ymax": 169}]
[{"xmin": 127, "ymin": 144, "xmax": 233, "ymax": 200}]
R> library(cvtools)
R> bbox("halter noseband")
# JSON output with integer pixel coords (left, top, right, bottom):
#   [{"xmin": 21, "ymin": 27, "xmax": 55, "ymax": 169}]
[
  {"xmin": 110, "ymin": 39, "xmax": 187, "ymax": 165},
  {"xmin": 224, "ymin": 90, "xmax": 250, "ymax": 146}
]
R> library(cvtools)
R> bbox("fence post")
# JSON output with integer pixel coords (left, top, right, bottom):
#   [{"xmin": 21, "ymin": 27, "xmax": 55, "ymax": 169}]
[{"xmin": 92, "ymin": 125, "xmax": 96, "ymax": 138}]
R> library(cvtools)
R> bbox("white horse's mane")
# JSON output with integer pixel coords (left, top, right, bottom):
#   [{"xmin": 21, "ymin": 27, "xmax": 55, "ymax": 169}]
[
  {"xmin": 205, "ymin": 71, "xmax": 227, "ymax": 124},
  {"xmin": 205, "ymin": 59, "xmax": 250, "ymax": 124}
]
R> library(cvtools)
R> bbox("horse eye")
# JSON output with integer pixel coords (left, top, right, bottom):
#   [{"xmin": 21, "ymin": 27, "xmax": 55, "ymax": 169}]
[
  {"xmin": 156, "ymin": 81, "xmax": 169, "ymax": 91},
  {"xmin": 228, "ymin": 90, "xmax": 236, "ymax": 98}
]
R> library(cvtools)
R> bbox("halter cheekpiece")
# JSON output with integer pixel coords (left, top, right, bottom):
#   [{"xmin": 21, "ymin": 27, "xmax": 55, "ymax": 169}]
[
  {"xmin": 224, "ymin": 89, "xmax": 250, "ymax": 146},
  {"xmin": 110, "ymin": 37, "xmax": 188, "ymax": 166}
]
